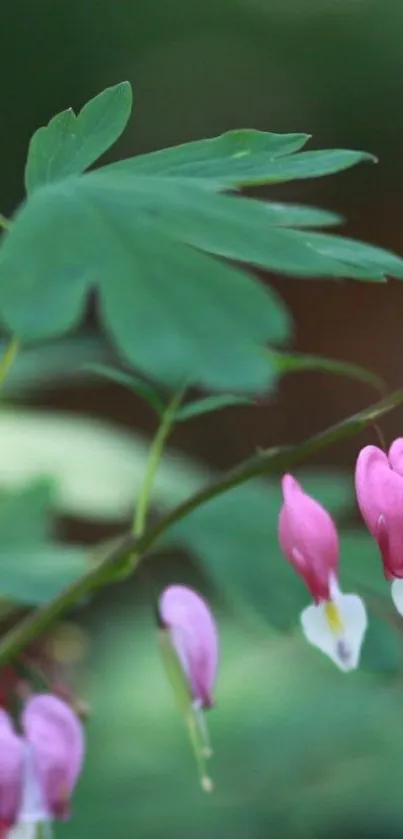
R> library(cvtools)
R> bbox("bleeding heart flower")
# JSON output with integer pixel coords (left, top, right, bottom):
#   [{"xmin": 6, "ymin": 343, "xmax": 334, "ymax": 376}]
[
  {"xmin": 278, "ymin": 474, "xmax": 367, "ymax": 671},
  {"xmin": 159, "ymin": 585, "xmax": 218, "ymax": 756},
  {"xmin": 355, "ymin": 440, "xmax": 403, "ymax": 615},
  {"xmin": 0, "ymin": 694, "xmax": 84, "ymax": 838},
  {"xmin": 20, "ymin": 694, "xmax": 84, "ymax": 823}
]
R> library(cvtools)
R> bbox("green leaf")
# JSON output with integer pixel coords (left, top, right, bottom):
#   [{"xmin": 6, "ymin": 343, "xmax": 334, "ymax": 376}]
[
  {"xmin": 108, "ymin": 131, "xmax": 373, "ymax": 187},
  {"xmin": 136, "ymin": 183, "xmax": 392, "ymax": 280},
  {"xmin": 83, "ymin": 363, "xmax": 165, "ymax": 414},
  {"xmin": 176, "ymin": 395, "xmax": 254, "ymax": 421},
  {"xmin": 0, "ymin": 175, "xmax": 291, "ymax": 392},
  {"xmin": 25, "ymin": 81, "xmax": 132, "ymax": 193},
  {"xmin": 292, "ymin": 230, "xmax": 403, "ymax": 280},
  {"xmin": 258, "ymin": 203, "xmax": 344, "ymax": 228},
  {"xmin": 267, "ymin": 350, "xmax": 385, "ymax": 392},
  {"xmin": 107, "ymin": 129, "xmax": 310, "ymax": 186},
  {"xmin": 4, "ymin": 161, "xmax": 400, "ymax": 393}
]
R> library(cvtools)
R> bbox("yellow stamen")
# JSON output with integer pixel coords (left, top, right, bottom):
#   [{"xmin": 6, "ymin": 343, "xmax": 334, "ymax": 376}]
[{"xmin": 324, "ymin": 601, "xmax": 343, "ymax": 634}]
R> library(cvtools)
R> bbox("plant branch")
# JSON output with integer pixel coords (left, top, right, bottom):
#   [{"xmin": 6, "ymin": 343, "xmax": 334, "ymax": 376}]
[{"xmin": 1, "ymin": 384, "xmax": 403, "ymax": 664}]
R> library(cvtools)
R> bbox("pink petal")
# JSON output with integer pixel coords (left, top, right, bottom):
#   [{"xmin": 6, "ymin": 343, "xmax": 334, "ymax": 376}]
[
  {"xmin": 22, "ymin": 694, "xmax": 84, "ymax": 820},
  {"xmin": 0, "ymin": 709, "xmax": 23, "ymax": 827},
  {"xmin": 389, "ymin": 438, "xmax": 403, "ymax": 476},
  {"xmin": 355, "ymin": 446, "xmax": 389, "ymax": 536},
  {"xmin": 278, "ymin": 475, "xmax": 339, "ymax": 602},
  {"xmin": 159, "ymin": 585, "xmax": 218, "ymax": 708},
  {"xmin": 355, "ymin": 445, "xmax": 403, "ymax": 577}
]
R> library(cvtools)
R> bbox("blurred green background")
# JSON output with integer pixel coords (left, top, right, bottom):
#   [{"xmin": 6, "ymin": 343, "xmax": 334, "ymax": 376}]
[{"xmin": 3, "ymin": 1, "xmax": 403, "ymax": 837}]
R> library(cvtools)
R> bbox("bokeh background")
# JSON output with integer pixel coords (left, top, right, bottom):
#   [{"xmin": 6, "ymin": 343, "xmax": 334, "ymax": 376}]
[{"xmin": 2, "ymin": 1, "xmax": 403, "ymax": 838}]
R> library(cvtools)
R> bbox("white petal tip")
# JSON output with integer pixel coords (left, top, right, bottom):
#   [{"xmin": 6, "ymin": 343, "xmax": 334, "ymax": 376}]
[{"xmin": 391, "ymin": 578, "xmax": 403, "ymax": 616}]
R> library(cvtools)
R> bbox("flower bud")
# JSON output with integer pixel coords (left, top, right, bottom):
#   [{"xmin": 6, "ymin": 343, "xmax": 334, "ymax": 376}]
[
  {"xmin": 278, "ymin": 474, "xmax": 339, "ymax": 602},
  {"xmin": 159, "ymin": 585, "xmax": 218, "ymax": 709}
]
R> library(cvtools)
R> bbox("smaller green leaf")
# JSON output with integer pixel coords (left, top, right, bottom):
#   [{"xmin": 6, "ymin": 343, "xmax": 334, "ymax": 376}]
[
  {"xmin": 267, "ymin": 350, "xmax": 385, "ymax": 393},
  {"xmin": 25, "ymin": 81, "xmax": 132, "ymax": 192},
  {"xmin": 176, "ymin": 395, "xmax": 254, "ymax": 421},
  {"xmin": 158, "ymin": 629, "xmax": 213, "ymax": 792},
  {"xmin": 107, "ymin": 129, "xmax": 310, "ymax": 187},
  {"xmin": 84, "ymin": 363, "xmax": 165, "ymax": 414}
]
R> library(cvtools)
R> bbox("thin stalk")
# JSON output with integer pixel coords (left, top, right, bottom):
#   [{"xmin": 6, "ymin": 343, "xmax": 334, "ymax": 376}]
[{"xmin": 133, "ymin": 390, "xmax": 183, "ymax": 537}]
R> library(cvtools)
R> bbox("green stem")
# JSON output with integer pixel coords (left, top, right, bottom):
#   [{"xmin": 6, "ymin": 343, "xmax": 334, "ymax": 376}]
[
  {"xmin": 133, "ymin": 390, "xmax": 183, "ymax": 537},
  {"xmin": 0, "ymin": 335, "xmax": 19, "ymax": 390},
  {"xmin": 1, "ymin": 383, "xmax": 403, "ymax": 664}
]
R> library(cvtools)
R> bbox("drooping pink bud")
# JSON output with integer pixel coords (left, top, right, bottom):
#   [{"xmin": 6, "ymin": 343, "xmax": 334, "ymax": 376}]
[
  {"xmin": 0, "ymin": 709, "xmax": 23, "ymax": 831},
  {"xmin": 159, "ymin": 585, "xmax": 218, "ymax": 709},
  {"xmin": 278, "ymin": 474, "xmax": 339, "ymax": 602},
  {"xmin": 355, "ymin": 442, "xmax": 403, "ymax": 579},
  {"xmin": 21, "ymin": 694, "xmax": 84, "ymax": 820}
]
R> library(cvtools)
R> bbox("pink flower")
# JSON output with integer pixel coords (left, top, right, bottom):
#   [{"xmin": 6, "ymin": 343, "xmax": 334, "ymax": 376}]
[
  {"xmin": 21, "ymin": 694, "xmax": 84, "ymax": 822},
  {"xmin": 0, "ymin": 709, "xmax": 23, "ymax": 832},
  {"xmin": 355, "ymin": 440, "xmax": 403, "ymax": 613},
  {"xmin": 159, "ymin": 585, "xmax": 218, "ymax": 709},
  {"xmin": 0, "ymin": 694, "xmax": 84, "ymax": 834},
  {"xmin": 278, "ymin": 474, "xmax": 367, "ymax": 671}
]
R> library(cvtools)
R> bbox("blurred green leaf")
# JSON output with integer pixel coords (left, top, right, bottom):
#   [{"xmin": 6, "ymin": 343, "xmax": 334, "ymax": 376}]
[
  {"xmin": 109, "ymin": 130, "xmax": 373, "ymax": 187},
  {"xmin": 359, "ymin": 614, "xmax": 402, "ymax": 674},
  {"xmin": 267, "ymin": 349, "xmax": 385, "ymax": 392},
  {"xmin": 0, "ymin": 479, "xmax": 54, "ymax": 545},
  {"xmin": 0, "ymin": 480, "xmax": 86, "ymax": 605},
  {"xmin": 2, "ymin": 334, "xmax": 111, "ymax": 398},
  {"xmin": 25, "ymin": 82, "xmax": 132, "ymax": 193},
  {"xmin": 83, "ymin": 363, "xmax": 165, "ymax": 414},
  {"xmin": 176, "ymin": 395, "xmax": 254, "ymax": 421},
  {"xmin": 0, "ymin": 408, "xmax": 209, "ymax": 521},
  {"xmin": 0, "ymin": 545, "xmax": 86, "ymax": 605}
]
